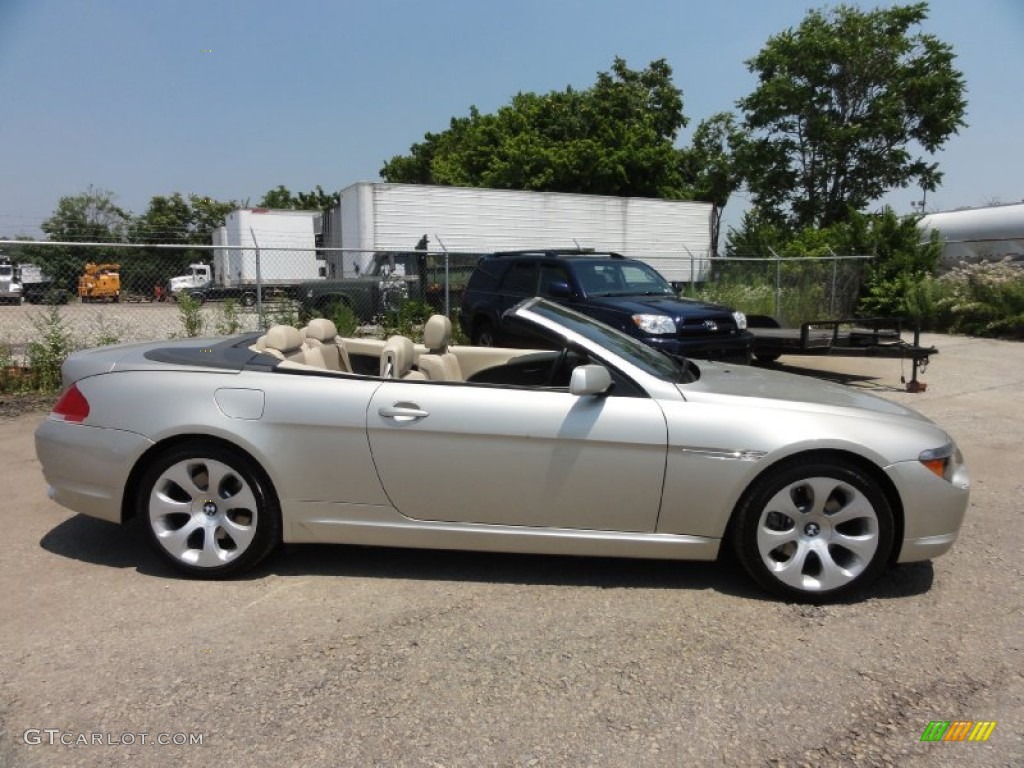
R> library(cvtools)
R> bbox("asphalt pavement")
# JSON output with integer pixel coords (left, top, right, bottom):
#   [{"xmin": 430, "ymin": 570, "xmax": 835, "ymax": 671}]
[{"xmin": 0, "ymin": 333, "xmax": 1021, "ymax": 767}]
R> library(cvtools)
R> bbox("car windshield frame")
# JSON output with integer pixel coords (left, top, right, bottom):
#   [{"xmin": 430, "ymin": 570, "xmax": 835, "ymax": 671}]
[{"xmin": 513, "ymin": 298, "xmax": 691, "ymax": 383}]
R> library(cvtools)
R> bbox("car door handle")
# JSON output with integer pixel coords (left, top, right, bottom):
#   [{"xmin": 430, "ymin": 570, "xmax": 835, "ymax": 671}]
[{"xmin": 378, "ymin": 404, "xmax": 430, "ymax": 422}]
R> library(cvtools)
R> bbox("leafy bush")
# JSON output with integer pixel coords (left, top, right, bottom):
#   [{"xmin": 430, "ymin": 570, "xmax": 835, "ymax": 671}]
[
  {"xmin": 929, "ymin": 259, "xmax": 1024, "ymax": 338},
  {"xmin": 324, "ymin": 300, "xmax": 359, "ymax": 337},
  {"xmin": 27, "ymin": 305, "xmax": 77, "ymax": 392},
  {"xmin": 215, "ymin": 299, "xmax": 243, "ymax": 336},
  {"xmin": 380, "ymin": 300, "xmax": 434, "ymax": 339},
  {"xmin": 175, "ymin": 293, "xmax": 206, "ymax": 337}
]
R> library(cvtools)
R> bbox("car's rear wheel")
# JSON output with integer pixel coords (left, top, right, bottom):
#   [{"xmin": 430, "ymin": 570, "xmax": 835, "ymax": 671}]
[
  {"xmin": 732, "ymin": 458, "xmax": 894, "ymax": 602},
  {"xmin": 138, "ymin": 442, "xmax": 281, "ymax": 578},
  {"xmin": 472, "ymin": 319, "xmax": 496, "ymax": 347}
]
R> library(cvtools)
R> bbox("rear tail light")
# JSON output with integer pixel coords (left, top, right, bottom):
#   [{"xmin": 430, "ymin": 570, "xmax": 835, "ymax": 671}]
[{"xmin": 52, "ymin": 383, "xmax": 90, "ymax": 423}]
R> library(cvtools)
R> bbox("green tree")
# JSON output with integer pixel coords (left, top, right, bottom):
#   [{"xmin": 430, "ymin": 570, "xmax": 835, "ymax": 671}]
[
  {"xmin": 381, "ymin": 58, "xmax": 691, "ymax": 198},
  {"xmin": 126, "ymin": 193, "xmax": 241, "ymax": 294},
  {"xmin": 681, "ymin": 112, "xmax": 745, "ymax": 256},
  {"xmin": 189, "ymin": 194, "xmax": 239, "ymax": 241},
  {"xmin": 258, "ymin": 185, "xmax": 339, "ymax": 211},
  {"xmin": 39, "ymin": 186, "xmax": 131, "ymax": 291},
  {"xmin": 736, "ymin": 2, "xmax": 967, "ymax": 228}
]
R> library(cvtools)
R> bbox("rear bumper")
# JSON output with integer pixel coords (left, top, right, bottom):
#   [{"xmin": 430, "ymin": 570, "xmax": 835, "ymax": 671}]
[{"xmin": 34, "ymin": 417, "xmax": 153, "ymax": 524}]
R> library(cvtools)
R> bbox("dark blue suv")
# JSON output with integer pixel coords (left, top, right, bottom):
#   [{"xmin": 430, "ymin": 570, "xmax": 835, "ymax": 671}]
[{"xmin": 459, "ymin": 250, "xmax": 753, "ymax": 362}]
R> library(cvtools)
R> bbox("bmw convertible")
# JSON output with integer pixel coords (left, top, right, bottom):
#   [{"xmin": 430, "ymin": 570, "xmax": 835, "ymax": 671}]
[{"xmin": 35, "ymin": 298, "xmax": 970, "ymax": 601}]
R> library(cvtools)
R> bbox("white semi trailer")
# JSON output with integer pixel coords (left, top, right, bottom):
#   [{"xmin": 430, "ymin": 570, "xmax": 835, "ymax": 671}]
[
  {"xmin": 918, "ymin": 202, "xmax": 1024, "ymax": 266},
  {"xmin": 323, "ymin": 182, "xmax": 714, "ymax": 282}
]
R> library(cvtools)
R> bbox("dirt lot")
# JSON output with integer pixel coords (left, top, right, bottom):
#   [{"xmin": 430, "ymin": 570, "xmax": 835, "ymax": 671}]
[
  {"xmin": 0, "ymin": 301, "xmax": 265, "ymax": 354},
  {"xmin": 0, "ymin": 334, "xmax": 1021, "ymax": 767}
]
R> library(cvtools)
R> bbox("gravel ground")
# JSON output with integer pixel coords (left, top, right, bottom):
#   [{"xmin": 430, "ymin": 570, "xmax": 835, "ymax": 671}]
[
  {"xmin": 0, "ymin": 334, "xmax": 1021, "ymax": 767},
  {"xmin": 0, "ymin": 301, "xmax": 265, "ymax": 358}
]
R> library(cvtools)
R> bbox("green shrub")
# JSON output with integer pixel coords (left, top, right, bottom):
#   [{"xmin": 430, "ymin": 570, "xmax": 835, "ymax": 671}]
[
  {"xmin": 933, "ymin": 259, "xmax": 1024, "ymax": 338},
  {"xmin": 215, "ymin": 299, "xmax": 243, "ymax": 335},
  {"xmin": 27, "ymin": 305, "xmax": 77, "ymax": 392},
  {"xmin": 325, "ymin": 300, "xmax": 359, "ymax": 337},
  {"xmin": 176, "ymin": 293, "xmax": 206, "ymax": 337},
  {"xmin": 380, "ymin": 300, "xmax": 433, "ymax": 339}
]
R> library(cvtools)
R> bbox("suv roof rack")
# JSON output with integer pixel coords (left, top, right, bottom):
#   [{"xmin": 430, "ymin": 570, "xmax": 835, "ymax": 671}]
[{"xmin": 490, "ymin": 249, "xmax": 625, "ymax": 260}]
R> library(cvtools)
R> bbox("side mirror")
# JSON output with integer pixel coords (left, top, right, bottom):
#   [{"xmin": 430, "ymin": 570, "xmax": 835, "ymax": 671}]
[
  {"xmin": 546, "ymin": 280, "xmax": 573, "ymax": 299},
  {"xmin": 570, "ymin": 364, "xmax": 612, "ymax": 396}
]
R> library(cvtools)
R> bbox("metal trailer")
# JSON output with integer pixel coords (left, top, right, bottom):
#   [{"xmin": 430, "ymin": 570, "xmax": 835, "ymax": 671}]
[
  {"xmin": 918, "ymin": 202, "xmax": 1024, "ymax": 267},
  {"xmin": 748, "ymin": 315, "xmax": 937, "ymax": 392},
  {"xmin": 324, "ymin": 182, "xmax": 714, "ymax": 282}
]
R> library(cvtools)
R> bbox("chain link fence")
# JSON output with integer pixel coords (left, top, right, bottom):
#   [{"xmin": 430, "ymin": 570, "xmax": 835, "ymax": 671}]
[
  {"xmin": 1, "ymin": 240, "xmax": 874, "ymax": 365},
  {"xmin": 0, "ymin": 242, "xmax": 483, "ymax": 364},
  {"xmin": 675, "ymin": 253, "xmax": 874, "ymax": 326}
]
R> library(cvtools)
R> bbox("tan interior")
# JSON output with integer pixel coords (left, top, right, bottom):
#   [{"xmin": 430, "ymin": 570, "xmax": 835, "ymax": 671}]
[{"xmin": 252, "ymin": 321, "xmax": 542, "ymax": 382}]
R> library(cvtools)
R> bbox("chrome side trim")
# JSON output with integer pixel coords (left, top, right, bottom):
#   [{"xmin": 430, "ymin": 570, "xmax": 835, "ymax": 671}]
[{"xmin": 678, "ymin": 447, "xmax": 767, "ymax": 461}]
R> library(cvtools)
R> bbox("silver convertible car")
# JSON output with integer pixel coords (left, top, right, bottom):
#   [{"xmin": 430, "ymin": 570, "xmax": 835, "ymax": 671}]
[{"xmin": 35, "ymin": 298, "xmax": 970, "ymax": 601}]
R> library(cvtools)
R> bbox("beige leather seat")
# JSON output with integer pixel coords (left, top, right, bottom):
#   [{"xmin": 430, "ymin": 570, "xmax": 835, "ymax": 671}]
[
  {"xmin": 302, "ymin": 318, "xmax": 352, "ymax": 372},
  {"xmin": 261, "ymin": 325, "xmax": 306, "ymax": 363},
  {"xmin": 416, "ymin": 315, "xmax": 462, "ymax": 381},
  {"xmin": 380, "ymin": 335, "xmax": 426, "ymax": 380}
]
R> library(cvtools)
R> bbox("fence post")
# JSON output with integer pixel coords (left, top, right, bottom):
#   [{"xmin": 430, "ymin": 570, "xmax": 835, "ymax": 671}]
[
  {"xmin": 768, "ymin": 247, "xmax": 782, "ymax": 319},
  {"xmin": 827, "ymin": 247, "xmax": 839, "ymax": 317},
  {"xmin": 435, "ymin": 236, "xmax": 451, "ymax": 316},
  {"xmin": 681, "ymin": 245, "xmax": 695, "ymax": 297},
  {"xmin": 250, "ymin": 228, "xmax": 263, "ymax": 326}
]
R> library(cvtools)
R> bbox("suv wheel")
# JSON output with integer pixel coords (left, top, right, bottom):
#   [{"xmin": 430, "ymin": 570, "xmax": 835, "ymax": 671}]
[{"xmin": 473, "ymin": 320, "xmax": 496, "ymax": 347}]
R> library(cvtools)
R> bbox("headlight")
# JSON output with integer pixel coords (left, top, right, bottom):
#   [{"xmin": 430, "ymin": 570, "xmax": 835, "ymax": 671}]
[
  {"xmin": 632, "ymin": 314, "xmax": 676, "ymax": 335},
  {"xmin": 919, "ymin": 442, "xmax": 969, "ymax": 488},
  {"xmin": 732, "ymin": 310, "xmax": 747, "ymax": 330}
]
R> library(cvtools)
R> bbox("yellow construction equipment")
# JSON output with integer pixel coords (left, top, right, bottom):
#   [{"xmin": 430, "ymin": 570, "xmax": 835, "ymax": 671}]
[{"xmin": 78, "ymin": 263, "xmax": 121, "ymax": 303}]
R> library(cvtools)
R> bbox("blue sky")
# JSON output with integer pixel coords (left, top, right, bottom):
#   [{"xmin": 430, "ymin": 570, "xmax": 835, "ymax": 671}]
[{"xmin": 1, "ymin": 0, "xmax": 1021, "ymax": 238}]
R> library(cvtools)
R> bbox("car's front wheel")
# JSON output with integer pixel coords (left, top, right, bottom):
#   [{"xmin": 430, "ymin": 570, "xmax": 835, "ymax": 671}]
[
  {"xmin": 138, "ymin": 442, "xmax": 281, "ymax": 577},
  {"xmin": 732, "ymin": 458, "xmax": 894, "ymax": 601}
]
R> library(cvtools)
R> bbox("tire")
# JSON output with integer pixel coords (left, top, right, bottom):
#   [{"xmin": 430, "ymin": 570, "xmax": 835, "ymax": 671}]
[
  {"xmin": 731, "ymin": 458, "xmax": 894, "ymax": 602},
  {"xmin": 138, "ymin": 441, "xmax": 282, "ymax": 578},
  {"xmin": 240, "ymin": 292, "xmax": 257, "ymax": 308},
  {"xmin": 190, "ymin": 292, "xmax": 207, "ymax": 306},
  {"xmin": 472, "ymin": 319, "xmax": 496, "ymax": 347},
  {"xmin": 755, "ymin": 352, "xmax": 781, "ymax": 363}
]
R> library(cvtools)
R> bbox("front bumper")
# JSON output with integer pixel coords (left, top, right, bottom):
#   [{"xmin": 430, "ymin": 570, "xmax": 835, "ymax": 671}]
[
  {"xmin": 886, "ymin": 459, "xmax": 970, "ymax": 563},
  {"xmin": 35, "ymin": 417, "xmax": 154, "ymax": 524},
  {"xmin": 645, "ymin": 331, "xmax": 754, "ymax": 363}
]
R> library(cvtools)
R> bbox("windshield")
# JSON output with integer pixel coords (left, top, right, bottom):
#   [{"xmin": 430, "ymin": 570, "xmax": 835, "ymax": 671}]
[
  {"xmin": 520, "ymin": 299, "xmax": 691, "ymax": 382},
  {"xmin": 574, "ymin": 260, "xmax": 674, "ymax": 297},
  {"xmin": 0, "ymin": 265, "xmax": 12, "ymax": 278}
]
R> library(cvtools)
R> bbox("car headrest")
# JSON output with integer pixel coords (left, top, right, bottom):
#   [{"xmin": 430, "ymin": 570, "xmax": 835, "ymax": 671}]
[
  {"xmin": 264, "ymin": 325, "xmax": 303, "ymax": 354},
  {"xmin": 423, "ymin": 315, "xmax": 451, "ymax": 353},
  {"xmin": 304, "ymin": 318, "xmax": 339, "ymax": 343},
  {"xmin": 380, "ymin": 335, "xmax": 415, "ymax": 378}
]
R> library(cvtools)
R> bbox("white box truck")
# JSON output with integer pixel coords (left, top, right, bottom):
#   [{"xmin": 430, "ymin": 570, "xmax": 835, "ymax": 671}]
[{"xmin": 168, "ymin": 209, "xmax": 325, "ymax": 304}]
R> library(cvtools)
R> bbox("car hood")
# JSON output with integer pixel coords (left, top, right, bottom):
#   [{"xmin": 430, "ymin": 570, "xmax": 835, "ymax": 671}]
[
  {"xmin": 586, "ymin": 295, "xmax": 736, "ymax": 318},
  {"xmin": 680, "ymin": 361, "xmax": 931, "ymax": 422}
]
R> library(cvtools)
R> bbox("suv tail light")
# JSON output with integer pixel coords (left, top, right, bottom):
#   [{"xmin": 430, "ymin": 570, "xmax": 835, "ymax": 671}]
[{"xmin": 52, "ymin": 383, "xmax": 90, "ymax": 423}]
